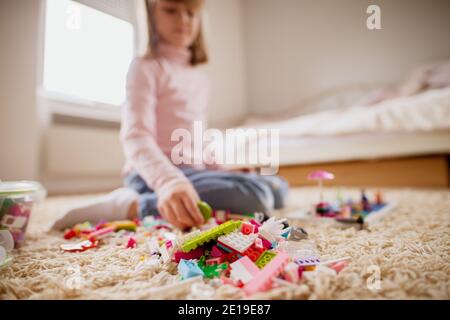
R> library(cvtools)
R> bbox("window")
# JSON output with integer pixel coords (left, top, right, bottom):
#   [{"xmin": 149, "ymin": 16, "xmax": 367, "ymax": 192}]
[{"xmin": 43, "ymin": 0, "xmax": 134, "ymax": 107}]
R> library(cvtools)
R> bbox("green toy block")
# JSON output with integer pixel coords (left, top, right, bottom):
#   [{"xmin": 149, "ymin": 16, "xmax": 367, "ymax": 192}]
[
  {"xmin": 255, "ymin": 250, "xmax": 277, "ymax": 269},
  {"xmin": 199, "ymin": 262, "xmax": 228, "ymax": 279},
  {"xmin": 197, "ymin": 201, "xmax": 212, "ymax": 221},
  {"xmin": 181, "ymin": 220, "xmax": 241, "ymax": 252}
]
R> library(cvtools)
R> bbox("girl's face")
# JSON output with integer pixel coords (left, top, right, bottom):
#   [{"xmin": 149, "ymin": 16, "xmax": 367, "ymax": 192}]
[{"xmin": 154, "ymin": 1, "xmax": 201, "ymax": 49}]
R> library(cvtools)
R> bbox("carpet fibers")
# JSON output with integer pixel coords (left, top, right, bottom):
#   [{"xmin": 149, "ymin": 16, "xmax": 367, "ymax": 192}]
[{"xmin": 0, "ymin": 188, "xmax": 449, "ymax": 300}]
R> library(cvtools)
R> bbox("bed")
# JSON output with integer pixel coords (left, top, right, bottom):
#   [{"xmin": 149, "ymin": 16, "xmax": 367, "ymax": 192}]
[{"xmin": 228, "ymin": 87, "xmax": 450, "ymax": 187}]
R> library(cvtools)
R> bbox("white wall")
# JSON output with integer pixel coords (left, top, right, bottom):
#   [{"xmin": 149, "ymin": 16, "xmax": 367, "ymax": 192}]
[
  {"xmin": 0, "ymin": 0, "xmax": 42, "ymax": 181},
  {"xmin": 203, "ymin": 0, "xmax": 248, "ymax": 128},
  {"xmin": 242, "ymin": 0, "xmax": 450, "ymax": 115}
]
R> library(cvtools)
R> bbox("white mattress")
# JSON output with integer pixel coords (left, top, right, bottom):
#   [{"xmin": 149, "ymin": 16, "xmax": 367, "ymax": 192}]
[{"xmin": 277, "ymin": 131, "xmax": 450, "ymax": 166}]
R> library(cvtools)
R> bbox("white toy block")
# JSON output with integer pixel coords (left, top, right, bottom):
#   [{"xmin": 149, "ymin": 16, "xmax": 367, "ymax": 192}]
[
  {"xmin": 230, "ymin": 256, "xmax": 259, "ymax": 284},
  {"xmin": 217, "ymin": 230, "xmax": 257, "ymax": 254}
]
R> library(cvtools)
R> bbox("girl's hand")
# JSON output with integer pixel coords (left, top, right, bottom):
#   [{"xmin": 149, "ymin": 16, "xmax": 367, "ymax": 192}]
[{"xmin": 157, "ymin": 182, "xmax": 205, "ymax": 229}]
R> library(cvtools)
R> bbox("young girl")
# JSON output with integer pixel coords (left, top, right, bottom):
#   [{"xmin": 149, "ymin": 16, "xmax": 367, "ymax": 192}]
[{"xmin": 52, "ymin": 0, "xmax": 288, "ymax": 231}]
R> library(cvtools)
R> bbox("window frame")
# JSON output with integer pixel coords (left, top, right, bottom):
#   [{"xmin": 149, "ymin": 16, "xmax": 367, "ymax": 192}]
[{"xmin": 37, "ymin": 0, "xmax": 147, "ymax": 122}]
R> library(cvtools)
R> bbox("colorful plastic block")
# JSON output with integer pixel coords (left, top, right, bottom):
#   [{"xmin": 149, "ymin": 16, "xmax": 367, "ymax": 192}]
[
  {"xmin": 178, "ymin": 259, "xmax": 204, "ymax": 279},
  {"xmin": 217, "ymin": 230, "xmax": 257, "ymax": 254},
  {"xmin": 329, "ymin": 261, "xmax": 348, "ymax": 273},
  {"xmin": 197, "ymin": 201, "xmax": 212, "ymax": 221},
  {"xmin": 243, "ymin": 245, "xmax": 266, "ymax": 262},
  {"xmin": 206, "ymin": 257, "xmax": 225, "ymax": 265},
  {"xmin": 211, "ymin": 245, "xmax": 224, "ymax": 258},
  {"xmin": 240, "ymin": 222, "xmax": 255, "ymax": 235},
  {"xmin": 60, "ymin": 239, "xmax": 97, "ymax": 252},
  {"xmin": 174, "ymin": 247, "xmax": 204, "ymax": 263},
  {"xmin": 254, "ymin": 238, "xmax": 263, "ymax": 249},
  {"xmin": 87, "ymin": 226, "xmax": 116, "ymax": 240},
  {"xmin": 126, "ymin": 236, "xmax": 137, "ymax": 249},
  {"xmin": 214, "ymin": 210, "xmax": 228, "ymax": 224},
  {"xmin": 216, "ymin": 242, "xmax": 233, "ymax": 253},
  {"xmin": 106, "ymin": 220, "xmax": 137, "ymax": 232},
  {"xmin": 288, "ymin": 227, "xmax": 308, "ymax": 241},
  {"xmin": 226, "ymin": 251, "xmax": 240, "ymax": 263},
  {"xmin": 255, "ymin": 250, "xmax": 277, "ymax": 269},
  {"xmin": 243, "ymin": 251, "xmax": 289, "ymax": 295},
  {"xmin": 295, "ymin": 256, "xmax": 320, "ymax": 267},
  {"xmin": 181, "ymin": 220, "xmax": 241, "ymax": 252},
  {"xmin": 260, "ymin": 237, "xmax": 272, "ymax": 249},
  {"xmin": 200, "ymin": 262, "xmax": 228, "ymax": 279},
  {"xmin": 230, "ymin": 256, "xmax": 259, "ymax": 284}
]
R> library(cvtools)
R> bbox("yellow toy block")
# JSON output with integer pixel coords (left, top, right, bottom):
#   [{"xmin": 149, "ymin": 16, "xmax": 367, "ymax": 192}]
[
  {"xmin": 255, "ymin": 250, "xmax": 276, "ymax": 269},
  {"xmin": 181, "ymin": 220, "xmax": 241, "ymax": 252}
]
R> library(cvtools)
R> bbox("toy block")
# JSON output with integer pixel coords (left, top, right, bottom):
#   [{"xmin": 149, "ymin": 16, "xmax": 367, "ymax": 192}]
[
  {"xmin": 197, "ymin": 201, "xmax": 212, "ymax": 221},
  {"xmin": 178, "ymin": 259, "xmax": 204, "ymax": 279},
  {"xmin": 174, "ymin": 247, "xmax": 204, "ymax": 263},
  {"xmin": 260, "ymin": 237, "xmax": 272, "ymax": 249},
  {"xmin": 230, "ymin": 256, "xmax": 259, "ymax": 284},
  {"xmin": 288, "ymin": 227, "xmax": 308, "ymax": 241},
  {"xmin": 240, "ymin": 222, "xmax": 255, "ymax": 235},
  {"xmin": 106, "ymin": 220, "xmax": 137, "ymax": 232},
  {"xmin": 255, "ymin": 250, "xmax": 277, "ymax": 269},
  {"xmin": 126, "ymin": 237, "xmax": 137, "ymax": 249},
  {"xmin": 254, "ymin": 238, "xmax": 263, "ymax": 249},
  {"xmin": 295, "ymin": 256, "xmax": 320, "ymax": 267},
  {"xmin": 86, "ymin": 226, "xmax": 116, "ymax": 241},
  {"xmin": 214, "ymin": 210, "xmax": 229, "ymax": 224},
  {"xmin": 203, "ymin": 263, "xmax": 228, "ymax": 279},
  {"xmin": 281, "ymin": 227, "xmax": 291, "ymax": 239},
  {"xmin": 329, "ymin": 261, "xmax": 348, "ymax": 273},
  {"xmin": 211, "ymin": 245, "xmax": 224, "ymax": 258},
  {"xmin": 181, "ymin": 220, "xmax": 241, "ymax": 252},
  {"xmin": 60, "ymin": 239, "xmax": 97, "ymax": 252},
  {"xmin": 206, "ymin": 257, "xmax": 225, "ymax": 266},
  {"xmin": 217, "ymin": 230, "xmax": 257, "ymax": 254},
  {"xmin": 243, "ymin": 251, "xmax": 289, "ymax": 295},
  {"xmin": 226, "ymin": 251, "xmax": 240, "ymax": 263},
  {"xmin": 242, "ymin": 245, "xmax": 266, "ymax": 262},
  {"xmin": 216, "ymin": 242, "xmax": 233, "ymax": 253}
]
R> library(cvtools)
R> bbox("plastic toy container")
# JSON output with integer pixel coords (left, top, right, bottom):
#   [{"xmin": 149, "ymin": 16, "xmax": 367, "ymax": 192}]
[{"xmin": 0, "ymin": 181, "xmax": 46, "ymax": 248}]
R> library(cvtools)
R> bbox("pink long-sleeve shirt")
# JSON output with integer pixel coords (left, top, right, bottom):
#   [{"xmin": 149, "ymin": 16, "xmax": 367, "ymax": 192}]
[{"xmin": 120, "ymin": 43, "xmax": 210, "ymax": 195}]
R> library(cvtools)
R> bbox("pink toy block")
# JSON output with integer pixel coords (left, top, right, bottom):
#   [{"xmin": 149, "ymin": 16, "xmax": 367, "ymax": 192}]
[
  {"xmin": 330, "ymin": 261, "xmax": 348, "ymax": 273},
  {"xmin": 243, "ymin": 251, "xmax": 289, "ymax": 295},
  {"xmin": 87, "ymin": 226, "xmax": 116, "ymax": 240},
  {"xmin": 206, "ymin": 256, "xmax": 225, "ymax": 266},
  {"xmin": 254, "ymin": 238, "xmax": 263, "ymax": 249},
  {"xmin": 241, "ymin": 222, "xmax": 255, "ymax": 235},
  {"xmin": 174, "ymin": 247, "xmax": 204, "ymax": 263},
  {"xmin": 230, "ymin": 256, "xmax": 259, "ymax": 284},
  {"xmin": 126, "ymin": 236, "xmax": 137, "ymax": 249},
  {"xmin": 211, "ymin": 245, "xmax": 224, "ymax": 258},
  {"xmin": 260, "ymin": 237, "xmax": 272, "ymax": 249}
]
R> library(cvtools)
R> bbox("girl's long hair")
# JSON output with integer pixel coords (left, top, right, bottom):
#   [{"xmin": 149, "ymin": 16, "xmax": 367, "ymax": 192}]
[{"xmin": 145, "ymin": 0, "xmax": 208, "ymax": 66}]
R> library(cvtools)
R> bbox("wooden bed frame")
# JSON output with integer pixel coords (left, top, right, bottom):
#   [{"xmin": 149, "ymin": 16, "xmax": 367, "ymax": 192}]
[{"xmin": 277, "ymin": 154, "xmax": 449, "ymax": 188}]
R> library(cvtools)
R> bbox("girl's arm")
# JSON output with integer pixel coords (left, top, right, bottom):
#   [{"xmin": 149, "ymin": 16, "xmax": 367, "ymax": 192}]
[{"xmin": 121, "ymin": 58, "xmax": 203, "ymax": 228}]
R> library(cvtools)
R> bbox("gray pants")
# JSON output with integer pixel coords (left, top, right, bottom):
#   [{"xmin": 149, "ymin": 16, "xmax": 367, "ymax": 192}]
[{"xmin": 124, "ymin": 167, "xmax": 289, "ymax": 219}]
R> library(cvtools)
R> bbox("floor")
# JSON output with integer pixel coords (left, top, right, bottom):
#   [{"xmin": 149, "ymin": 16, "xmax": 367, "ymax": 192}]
[{"xmin": 0, "ymin": 187, "xmax": 449, "ymax": 299}]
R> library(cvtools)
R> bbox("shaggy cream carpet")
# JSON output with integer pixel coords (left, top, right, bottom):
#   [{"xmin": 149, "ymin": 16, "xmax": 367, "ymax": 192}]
[{"xmin": 0, "ymin": 187, "xmax": 449, "ymax": 300}]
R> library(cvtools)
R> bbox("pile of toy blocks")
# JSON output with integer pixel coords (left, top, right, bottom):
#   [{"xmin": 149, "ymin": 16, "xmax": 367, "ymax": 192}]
[
  {"xmin": 168, "ymin": 215, "xmax": 348, "ymax": 296},
  {"xmin": 58, "ymin": 205, "xmax": 349, "ymax": 296}
]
